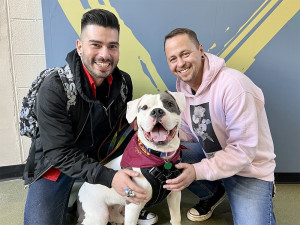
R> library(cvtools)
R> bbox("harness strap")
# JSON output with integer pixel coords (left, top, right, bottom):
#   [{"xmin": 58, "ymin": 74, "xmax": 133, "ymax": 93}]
[{"xmin": 141, "ymin": 163, "xmax": 182, "ymax": 207}]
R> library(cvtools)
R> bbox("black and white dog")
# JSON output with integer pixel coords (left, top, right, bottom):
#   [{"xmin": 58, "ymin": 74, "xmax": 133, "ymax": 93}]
[{"xmin": 77, "ymin": 91, "xmax": 186, "ymax": 225}]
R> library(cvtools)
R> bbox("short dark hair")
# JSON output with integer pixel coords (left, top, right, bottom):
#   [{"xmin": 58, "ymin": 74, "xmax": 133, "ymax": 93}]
[
  {"xmin": 81, "ymin": 9, "xmax": 120, "ymax": 33},
  {"xmin": 164, "ymin": 28, "xmax": 200, "ymax": 50}
]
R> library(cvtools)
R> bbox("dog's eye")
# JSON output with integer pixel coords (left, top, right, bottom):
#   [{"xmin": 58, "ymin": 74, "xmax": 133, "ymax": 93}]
[
  {"xmin": 167, "ymin": 102, "xmax": 174, "ymax": 107},
  {"xmin": 141, "ymin": 105, "xmax": 148, "ymax": 110}
]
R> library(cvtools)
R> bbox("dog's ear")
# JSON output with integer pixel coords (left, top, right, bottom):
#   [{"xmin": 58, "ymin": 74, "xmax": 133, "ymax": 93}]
[
  {"xmin": 126, "ymin": 97, "xmax": 142, "ymax": 123},
  {"xmin": 167, "ymin": 91, "xmax": 186, "ymax": 113}
]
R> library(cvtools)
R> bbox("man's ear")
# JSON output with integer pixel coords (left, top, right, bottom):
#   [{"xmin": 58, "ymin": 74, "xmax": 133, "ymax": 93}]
[
  {"xmin": 199, "ymin": 43, "xmax": 204, "ymax": 52},
  {"xmin": 167, "ymin": 91, "xmax": 186, "ymax": 113},
  {"xmin": 76, "ymin": 39, "xmax": 82, "ymax": 56},
  {"xmin": 126, "ymin": 97, "xmax": 142, "ymax": 123}
]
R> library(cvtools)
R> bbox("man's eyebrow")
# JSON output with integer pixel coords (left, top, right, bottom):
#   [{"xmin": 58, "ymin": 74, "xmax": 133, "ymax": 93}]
[
  {"xmin": 110, "ymin": 41, "xmax": 120, "ymax": 46},
  {"xmin": 89, "ymin": 40, "xmax": 103, "ymax": 44},
  {"xmin": 88, "ymin": 40, "xmax": 119, "ymax": 45}
]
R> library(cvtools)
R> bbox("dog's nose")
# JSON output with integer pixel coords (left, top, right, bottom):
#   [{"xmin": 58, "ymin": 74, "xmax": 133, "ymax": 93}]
[{"xmin": 150, "ymin": 108, "xmax": 165, "ymax": 120}]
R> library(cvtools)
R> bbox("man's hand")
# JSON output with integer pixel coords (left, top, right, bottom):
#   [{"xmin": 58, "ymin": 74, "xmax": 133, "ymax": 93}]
[
  {"xmin": 163, "ymin": 163, "xmax": 196, "ymax": 191},
  {"xmin": 111, "ymin": 169, "xmax": 148, "ymax": 204}
]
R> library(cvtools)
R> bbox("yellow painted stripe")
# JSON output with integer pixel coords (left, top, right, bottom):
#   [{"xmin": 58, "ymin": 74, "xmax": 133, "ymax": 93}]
[
  {"xmin": 225, "ymin": 0, "xmax": 300, "ymax": 72},
  {"xmin": 219, "ymin": 0, "xmax": 277, "ymax": 58}
]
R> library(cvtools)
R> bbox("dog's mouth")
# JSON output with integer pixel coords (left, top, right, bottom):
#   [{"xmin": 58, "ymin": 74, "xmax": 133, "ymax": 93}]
[{"xmin": 143, "ymin": 123, "xmax": 177, "ymax": 145}]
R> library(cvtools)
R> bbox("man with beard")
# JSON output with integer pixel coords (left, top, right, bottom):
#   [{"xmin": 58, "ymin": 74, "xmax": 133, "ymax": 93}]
[{"xmin": 23, "ymin": 9, "xmax": 157, "ymax": 225}]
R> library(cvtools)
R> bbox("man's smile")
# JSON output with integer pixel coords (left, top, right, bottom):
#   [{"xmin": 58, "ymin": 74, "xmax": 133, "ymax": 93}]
[
  {"xmin": 95, "ymin": 62, "xmax": 110, "ymax": 67},
  {"xmin": 177, "ymin": 66, "xmax": 191, "ymax": 74},
  {"xmin": 95, "ymin": 61, "xmax": 111, "ymax": 71}
]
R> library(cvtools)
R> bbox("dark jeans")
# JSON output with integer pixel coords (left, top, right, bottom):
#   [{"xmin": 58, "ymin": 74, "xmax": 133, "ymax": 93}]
[
  {"xmin": 181, "ymin": 142, "xmax": 276, "ymax": 225},
  {"xmin": 24, "ymin": 173, "xmax": 75, "ymax": 225}
]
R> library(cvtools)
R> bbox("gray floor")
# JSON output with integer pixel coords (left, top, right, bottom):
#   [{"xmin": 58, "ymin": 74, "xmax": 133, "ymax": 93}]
[{"xmin": 0, "ymin": 179, "xmax": 299, "ymax": 225}]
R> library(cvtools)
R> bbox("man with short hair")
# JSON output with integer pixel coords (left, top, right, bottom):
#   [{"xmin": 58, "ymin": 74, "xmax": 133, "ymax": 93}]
[
  {"xmin": 23, "ymin": 9, "xmax": 157, "ymax": 225},
  {"xmin": 163, "ymin": 28, "xmax": 276, "ymax": 225}
]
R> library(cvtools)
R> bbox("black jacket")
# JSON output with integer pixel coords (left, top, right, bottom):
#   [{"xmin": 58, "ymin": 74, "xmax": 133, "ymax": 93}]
[{"xmin": 23, "ymin": 49, "xmax": 133, "ymax": 187}]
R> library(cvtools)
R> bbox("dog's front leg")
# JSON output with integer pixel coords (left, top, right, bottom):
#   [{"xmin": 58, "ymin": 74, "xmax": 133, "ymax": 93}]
[
  {"xmin": 124, "ymin": 202, "xmax": 145, "ymax": 225},
  {"xmin": 167, "ymin": 191, "xmax": 181, "ymax": 225}
]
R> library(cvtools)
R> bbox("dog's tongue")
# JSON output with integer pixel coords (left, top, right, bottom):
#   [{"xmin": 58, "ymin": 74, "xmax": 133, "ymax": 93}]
[{"xmin": 151, "ymin": 126, "xmax": 168, "ymax": 142}]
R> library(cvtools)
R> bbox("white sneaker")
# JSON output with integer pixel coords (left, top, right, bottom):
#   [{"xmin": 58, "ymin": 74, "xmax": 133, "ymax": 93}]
[{"xmin": 137, "ymin": 210, "xmax": 158, "ymax": 225}]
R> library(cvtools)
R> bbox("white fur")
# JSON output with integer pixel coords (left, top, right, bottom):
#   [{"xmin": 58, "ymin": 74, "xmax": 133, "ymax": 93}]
[{"xmin": 77, "ymin": 91, "xmax": 185, "ymax": 225}]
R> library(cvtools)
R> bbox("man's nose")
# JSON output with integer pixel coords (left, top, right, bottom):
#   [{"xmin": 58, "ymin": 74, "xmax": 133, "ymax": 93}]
[
  {"xmin": 177, "ymin": 57, "xmax": 185, "ymax": 67},
  {"xmin": 98, "ymin": 46, "xmax": 110, "ymax": 59}
]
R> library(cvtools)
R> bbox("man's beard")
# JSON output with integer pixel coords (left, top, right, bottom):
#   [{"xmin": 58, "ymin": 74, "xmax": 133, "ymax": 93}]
[{"xmin": 82, "ymin": 58, "xmax": 117, "ymax": 79}]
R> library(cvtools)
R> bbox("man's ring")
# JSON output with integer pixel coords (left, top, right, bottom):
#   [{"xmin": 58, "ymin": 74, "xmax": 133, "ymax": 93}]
[{"xmin": 124, "ymin": 188, "xmax": 135, "ymax": 197}]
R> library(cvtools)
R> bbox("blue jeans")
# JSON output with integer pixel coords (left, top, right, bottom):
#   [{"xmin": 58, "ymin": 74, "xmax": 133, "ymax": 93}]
[
  {"xmin": 24, "ymin": 173, "xmax": 75, "ymax": 225},
  {"xmin": 181, "ymin": 142, "xmax": 276, "ymax": 225}
]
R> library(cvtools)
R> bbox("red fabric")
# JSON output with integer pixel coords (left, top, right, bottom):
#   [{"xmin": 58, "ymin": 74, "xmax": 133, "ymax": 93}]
[
  {"xmin": 42, "ymin": 167, "xmax": 61, "ymax": 181},
  {"xmin": 107, "ymin": 75, "xmax": 113, "ymax": 97},
  {"xmin": 121, "ymin": 133, "xmax": 181, "ymax": 168},
  {"xmin": 82, "ymin": 63, "xmax": 113, "ymax": 98},
  {"xmin": 82, "ymin": 64, "xmax": 97, "ymax": 97}
]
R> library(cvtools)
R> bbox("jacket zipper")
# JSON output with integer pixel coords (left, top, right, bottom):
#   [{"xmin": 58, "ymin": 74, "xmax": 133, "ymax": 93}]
[
  {"xmin": 103, "ymin": 99, "xmax": 115, "ymax": 129},
  {"xmin": 24, "ymin": 165, "xmax": 52, "ymax": 189},
  {"xmin": 75, "ymin": 102, "xmax": 94, "ymax": 143}
]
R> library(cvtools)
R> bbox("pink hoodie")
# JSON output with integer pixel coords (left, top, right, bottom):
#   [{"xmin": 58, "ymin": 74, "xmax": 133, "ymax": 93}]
[{"xmin": 178, "ymin": 53, "xmax": 276, "ymax": 182}]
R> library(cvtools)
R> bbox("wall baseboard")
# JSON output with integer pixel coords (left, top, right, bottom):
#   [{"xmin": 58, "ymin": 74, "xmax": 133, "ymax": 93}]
[
  {"xmin": 274, "ymin": 173, "xmax": 300, "ymax": 184},
  {"xmin": 0, "ymin": 164, "xmax": 299, "ymax": 184},
  {"xmin": 0, "ymin": 164, "xmax": 25, "ymax": 181}
]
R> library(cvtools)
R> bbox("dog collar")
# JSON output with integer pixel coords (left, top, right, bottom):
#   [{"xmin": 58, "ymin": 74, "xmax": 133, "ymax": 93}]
[
  {"xmin": 140, "ymin": 138, "xmax": 177, "ymax": 159},
  {"xmin": 140, "ymin": 139, "xmax": 179, "ymax": 170}
]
